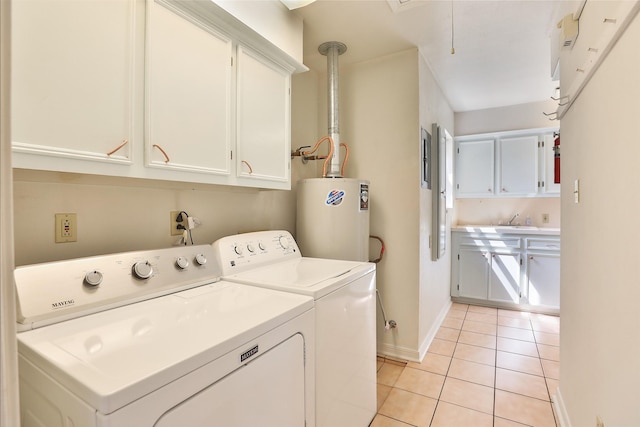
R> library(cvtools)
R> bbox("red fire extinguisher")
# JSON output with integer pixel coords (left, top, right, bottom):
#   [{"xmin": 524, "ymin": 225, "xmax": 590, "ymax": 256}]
[{"xmin": 553, "ymin": 132, "xmax": 560, "ymax": 184}]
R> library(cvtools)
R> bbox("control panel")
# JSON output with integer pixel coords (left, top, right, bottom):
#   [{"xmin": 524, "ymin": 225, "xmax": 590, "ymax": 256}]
[
  {"xmin": 212, "ymin": 230, "xmax": 301, "ymax": 275},
  {"xmin": 15, "ymin": 245, "xmax": 220, "ymax": 330}
]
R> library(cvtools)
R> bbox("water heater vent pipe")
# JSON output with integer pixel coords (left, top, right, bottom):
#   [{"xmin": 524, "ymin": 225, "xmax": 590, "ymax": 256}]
[{"xmin": 318, "ymin": 41, "xmax": 347, "ymax": 178}]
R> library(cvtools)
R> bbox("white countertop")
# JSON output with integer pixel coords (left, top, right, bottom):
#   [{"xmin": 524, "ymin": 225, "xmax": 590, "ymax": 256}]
[{"xmin": 452, "ymin": 225, "xmax": 560, "ymax": 236}]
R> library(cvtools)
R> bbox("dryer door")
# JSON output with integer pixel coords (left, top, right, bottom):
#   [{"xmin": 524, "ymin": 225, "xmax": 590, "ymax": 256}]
[{"xmin": 154, "ymin": 334, "xmax": 305, "ymax": 426}]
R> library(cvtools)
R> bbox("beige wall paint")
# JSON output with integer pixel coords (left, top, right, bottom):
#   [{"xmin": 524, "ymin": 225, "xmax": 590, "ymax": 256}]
[
  {"xmin": 454, "ymin": 198, "xmax": 561, "ymax": 228},
  {"xmin": 339, "ymin": 49, "xmax": 422, "ymax": 359},
  {"xmin": 558, "ymin": 12, "xmax": 640, "ymax": 427}
]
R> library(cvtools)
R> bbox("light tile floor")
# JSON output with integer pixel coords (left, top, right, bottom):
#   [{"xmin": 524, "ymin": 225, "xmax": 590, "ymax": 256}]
[{"xmin": 372, "ymin": 303, "xmax": 560, "ymax": 427}]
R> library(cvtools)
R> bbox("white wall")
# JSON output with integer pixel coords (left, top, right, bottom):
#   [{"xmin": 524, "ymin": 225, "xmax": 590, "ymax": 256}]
[
  {"xmin": 417, "ymin": 52, "xmax": 455, "ymax": 357},
  {"xmin": 455, "ymin": 99, "xmax": 558, "ymax": 136},
  {"xmin": 1, "ymin": 0, "xmax": 20, "ymax": 422},
  {"xmin": 558, "ymin": 11, "xmax": 640, "ymax": 427}
]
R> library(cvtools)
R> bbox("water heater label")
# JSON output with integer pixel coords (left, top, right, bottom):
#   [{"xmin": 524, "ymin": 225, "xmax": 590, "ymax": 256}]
[
  {"xmin": 360, "ymin": 184, "xmax": 369, "ymax": 211},
  {"xmin": 325, "ymin": 189, "xmax": 345, "ymax": 206}
]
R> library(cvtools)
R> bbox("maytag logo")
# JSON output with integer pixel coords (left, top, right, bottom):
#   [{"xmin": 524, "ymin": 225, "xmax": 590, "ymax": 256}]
[
  {"xmin": 240, "ymin": 345, "xmax": 259, "ymax": 362},
  {"xmin": 51, "ymin": 299, "xmax": 75, "ymax": 310}
]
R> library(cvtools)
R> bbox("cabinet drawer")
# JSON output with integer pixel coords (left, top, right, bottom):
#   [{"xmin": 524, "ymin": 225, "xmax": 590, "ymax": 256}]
[
  {"xmin": 459, "ymin": 237, "xmax": 520, "ymax": 248},
  {"xmin": 526, "ymin": 239, "xmax": 560, "ymax": 251}
]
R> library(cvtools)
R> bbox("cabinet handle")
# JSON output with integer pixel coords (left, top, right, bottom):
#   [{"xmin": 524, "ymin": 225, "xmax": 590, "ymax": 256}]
[
  {"xmin": 530, "ymin": 256, "xmax": 534, "ymax": 260},
  {"xmin": 106, "ymin": 139, "xmax": 128, "ymax": 156},
  {"xmin": 502, "ymin": 187, "xmax": 507, "ymax": 192},
  {"xmin": 488, "ymin": 188, "xmax": 492, "ymax": 192},
  {"xmin": 152, "ymin": 144, "xmax": 171, "ymax": 163},
  {"xmin": 241, "ymin": 160, "xmax": 253, "ymax": 174}
]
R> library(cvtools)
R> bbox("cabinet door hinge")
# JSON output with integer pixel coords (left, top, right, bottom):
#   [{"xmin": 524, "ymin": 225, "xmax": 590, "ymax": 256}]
[
  {"xmin": 520, "ymin": 258, "xmax": 523, "ymax": 266},
  {"xmin": 457, "ymin": 254, "xmax": 460, "ymax": 260},
  {"xmin": 457, "ymin": 284, "xmax": 460, "ymax": 290},
  {"xmin": 230, "ymin": 150, "xmax": 233, "ymax": 160},
  {"xmin": 231, "ymin": 56, "xmax": 233, "ymax": 66}
]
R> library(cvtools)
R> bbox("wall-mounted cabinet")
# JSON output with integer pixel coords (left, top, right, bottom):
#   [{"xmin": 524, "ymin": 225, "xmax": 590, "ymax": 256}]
[
  {"xmin": 451, "ymin": 227, "xmax": 560, "ymax": 314},
  {"xmin": 12, "ymin": 0, "xmax": 304, "ymax": 190},
  {"xmin": 455, "ymin": 128, "xmax": 559, "ymax": 199},
  {"xmin": 11, "ymin": 0, "xmax": 139, "ymax": 173},
  {"xmin": 146, "ymin": 2, "xmax": 233, "ymax": 177}
]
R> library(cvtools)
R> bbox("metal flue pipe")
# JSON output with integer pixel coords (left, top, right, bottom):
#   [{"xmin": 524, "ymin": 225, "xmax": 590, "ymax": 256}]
[{"xmin": 318, "ymin": 41, "xmax": 347, "ymax": 178}]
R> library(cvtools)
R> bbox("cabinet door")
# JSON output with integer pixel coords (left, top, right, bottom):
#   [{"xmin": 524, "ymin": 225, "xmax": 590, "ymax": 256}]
[
  {"xmin": 457, "ymin": 248, "xmax": 490, "ymax": 300},
  {"xmin": 456, "ymin": 139, "xmax": 494, "ymax": 197},
  {"xmin": 498, "ymin": 136, "xmax": 538, "ymax": 195},
  {"xmin": 526, "ymin": 254, "xmax": 560, "ymax": 308},
  {"xmin": 236, "ymin": 45, "xmax": 291, "ymax": 185},
  {"xmin": 488, "ymin": 253, "xmax": 521, "ymax": 303},
  {"xmin": 146, "ymin": 2, "xmax": 232, "ymax": 175},
  {"xmin": 12, "ymin": 0, "xmax": 136, "ymax": 165}
]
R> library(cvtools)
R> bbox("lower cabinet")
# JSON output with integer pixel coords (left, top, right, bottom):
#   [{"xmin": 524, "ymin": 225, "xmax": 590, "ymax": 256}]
[
  {"xmin": 452, "ymin": 229, "xmax": 560, "ymax": 313},
  {"xmin": 458, "ymin": 249, "xmax": 521, "ymax": 304}
]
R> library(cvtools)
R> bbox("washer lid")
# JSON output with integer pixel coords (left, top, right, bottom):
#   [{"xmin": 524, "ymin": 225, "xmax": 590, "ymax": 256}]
[
  {"xmin": 17, "ymin": 281, "xmax": 313, "ymax": 415},
  {"xmin": 225, "ymin": 258, "xmax": 374, "ymax": 298}
]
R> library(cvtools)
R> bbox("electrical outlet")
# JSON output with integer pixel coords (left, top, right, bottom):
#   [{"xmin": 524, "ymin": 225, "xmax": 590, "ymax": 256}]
[
  {"xmin": 542, "ymin": 213, "xmax": 550, "ymax": 224},
  {"xmin": 596, "ymin": 415, "xmax": 604, "ymax": 427},
  {"xmin": 170, "ymin": 211, "xmax": 185, "ymax": 236},
  {"xmin": 55, "ymin": 213, "xmax": 77, "ymax": 243}
]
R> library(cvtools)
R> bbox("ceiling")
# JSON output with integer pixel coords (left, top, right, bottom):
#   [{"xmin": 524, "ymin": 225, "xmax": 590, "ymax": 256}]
[{"xmin": 293, "ymin": 0, "xmax": 580, "ymax": 112}]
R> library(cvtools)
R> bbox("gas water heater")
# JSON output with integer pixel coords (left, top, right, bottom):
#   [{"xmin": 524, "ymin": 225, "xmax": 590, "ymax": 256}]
[{"xmin": 296, "ymin": 177, "xmax": 369, "ymax": 262}]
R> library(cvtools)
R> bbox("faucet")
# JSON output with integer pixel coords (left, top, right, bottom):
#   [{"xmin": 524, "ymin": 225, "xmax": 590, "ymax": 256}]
[{"xmin": 507, "ymin": 213, "xmax": 519, "ymax": 225}]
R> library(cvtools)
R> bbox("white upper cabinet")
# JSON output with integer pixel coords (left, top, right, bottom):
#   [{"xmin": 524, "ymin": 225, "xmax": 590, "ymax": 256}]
[
  {"xmin": 498, "ymin": 135, "xmax": 539, "ymax": 196},
  {"xmin": 456, "ymin": 139, "xmax": 494, "ymax": 197},
  {"xmin": 235, "ymin": 46, "xmax": 291, "ymax": 184},
  {"xmin": 146, "ymin": 2, "xmax": 232, "ymax": 176},
  {"xmin": 12, "ymin": 0, "xmax": 140, "ymax": 172},
  {"xmin": 455, "ymin": 128, "xmax": 559, "ymax": 198},
  {"xmin": 12, "ymin": 0, "xmax": 305, "ymax": 190}
]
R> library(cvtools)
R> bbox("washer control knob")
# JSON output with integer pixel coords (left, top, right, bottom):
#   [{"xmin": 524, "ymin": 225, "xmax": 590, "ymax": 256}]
[
  {"xmin": 194, "ymin": 253, "xmax": 207, "ymax": 265},
  {"xmin": 176, "ymin": 256, "xmax": 189, "ymax": 270},
  {"xmin": 234, "ymin": 245, "xmax": 244, "ymax": 256},
  {"xmin": 247, "ymin": 244, "xmax": 255, "ymax": 253},
  {"xmin": 258, "ymin": 242, "xmax": 266, "ymax": 251},
  {"xmin": 278, "ymin": 235, "xmax": 290, "ymax": 249},
  {"xmin": 132, "ymin": 261, "xmax": 153, "ymax": 279},
  {"xmin": 84, "ymin": 270, "xmax": 103, "ymax": 287}
]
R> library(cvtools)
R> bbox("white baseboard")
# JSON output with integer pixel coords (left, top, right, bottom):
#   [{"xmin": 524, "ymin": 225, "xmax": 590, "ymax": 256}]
[
  {"xmin": 417, "ymin": 300, "xmax": 453, "ymax": 360},
  {"xmin": 377, "ymin": 299, "xmax": 453, "ymax": 363},
  {"xmin": 553, "ymin": 386, "xmax": 571, "ymax": 427}
]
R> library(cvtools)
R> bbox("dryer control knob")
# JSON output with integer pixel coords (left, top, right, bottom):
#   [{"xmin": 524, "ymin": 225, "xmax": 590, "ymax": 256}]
[
  {"xmin": 132, "ymin": 261, "xmax": 153, "ymax": 279},
  {"xmin": 278, "ymin": 235, "xmax": 290, "ymax": 249},
  {"xmin": 258, "ymin": 242, "xmax": 266, "ymax": 251},
  {"xmin": 194, "ymin": 253, "xmax": 207, "ymax": 265},
  {"xmin": 234, "ymin": 245, "xmax": 244, "ymax": 255},
  {"xmin": 176, "ymin": 256, "xmax": 189, "ymax": 270},
  {"xmin": 84, "ymin": 270, "xmax": 103, "ymax": 286},
  {"xmin": 247, "ymin": 244, "xmax": 255, "ymax": 253}
]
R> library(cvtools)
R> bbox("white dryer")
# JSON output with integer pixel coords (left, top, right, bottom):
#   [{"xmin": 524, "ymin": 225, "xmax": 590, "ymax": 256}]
[
  {"xmin": 212, "ymin": 230, "xmax": 376, "ymax": 427},
  {"xmin": 15, "ymin": 244, "xmax": 315, "ymax": 427}
]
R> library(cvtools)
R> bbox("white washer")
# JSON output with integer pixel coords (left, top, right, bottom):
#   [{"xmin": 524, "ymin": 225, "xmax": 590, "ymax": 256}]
[
  {"xmin": 212, "ymin": 230, "xmax": 376, "ymax": 427},
  {"xmin": 15, "ymin": 244, "xmax": 315, "ymax": 427}
]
